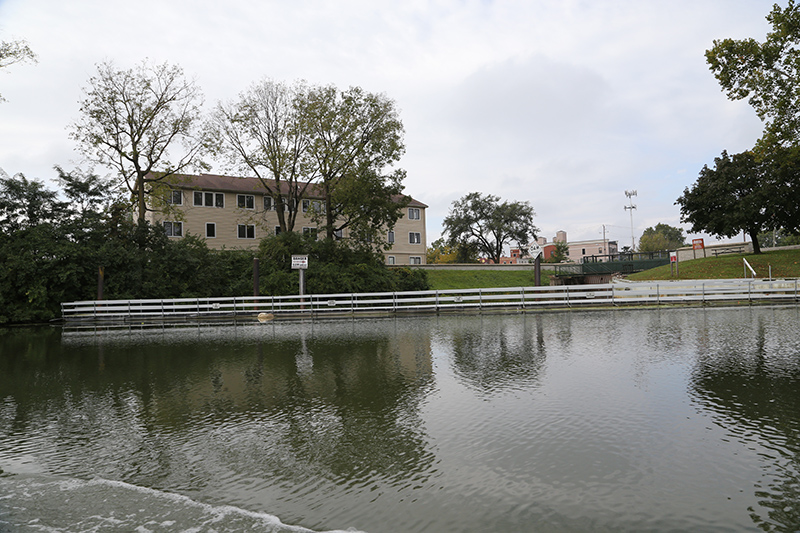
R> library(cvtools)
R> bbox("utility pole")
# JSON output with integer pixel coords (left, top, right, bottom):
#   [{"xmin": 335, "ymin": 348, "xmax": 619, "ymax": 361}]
[
  {"xmin": 624, "ymin": 190, "xmax": 637, "ymax": 251},
  {"xmin": 602, "ymin": 224, "xmax": 607, "ymax": 257}
]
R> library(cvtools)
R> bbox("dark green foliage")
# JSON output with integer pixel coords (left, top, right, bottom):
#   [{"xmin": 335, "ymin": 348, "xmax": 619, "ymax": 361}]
[
  {"xmin": 545, "ymin": 241, "xmax": 569, "ymax": 263},
  {"xmin": 638, "ymin": 223, "xmax": 686, "ymax": 252},
  {"xmin": 443, "ymin": 192, "xmax": 538, "ymax": 264},
  {"xmin": 255, "ymin": 232, "xmax": 429, "ymax": 295},
  {"xmin": 706, "ymin": 0, "xmax": 800, "ymax": 148},
  {"xmin": 0, "ymin": 171, "xmax": 428, "ymax": 324},
  {"xmin": 676, "ymin": 149, "xmax": 800, "ymax": 254}
]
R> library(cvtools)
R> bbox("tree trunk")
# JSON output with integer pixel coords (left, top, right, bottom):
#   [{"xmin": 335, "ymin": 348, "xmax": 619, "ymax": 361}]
[
  {"xmin": 324, "ymin": 181, "xmax": 335, "ymax": 240},
  {"xmin": 749, "ymin": 228, "xmax": 762, "ymax": 254},
  {"xmin": 136, "ymin": 174, "xmax": 147, "ymax": 226}
]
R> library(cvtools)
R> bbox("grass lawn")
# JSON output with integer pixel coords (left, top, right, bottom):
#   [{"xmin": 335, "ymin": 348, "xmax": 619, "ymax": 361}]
[
  {"xmin": 627, "ymin": 248, "xmax": 800, "ymax": 281},
  {"xmin": 426, "ymin": 269, "xmax": 553, "ymax": 290}
]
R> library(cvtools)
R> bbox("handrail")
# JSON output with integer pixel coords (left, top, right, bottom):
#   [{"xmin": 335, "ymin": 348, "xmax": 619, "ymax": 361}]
[
  {"xmin": 743, "ymin": 258, "xmax": 757, "ymax": 278},
  {"xmin": 60, "ymin": 279, "xmax": 799, "ymax": 325}
]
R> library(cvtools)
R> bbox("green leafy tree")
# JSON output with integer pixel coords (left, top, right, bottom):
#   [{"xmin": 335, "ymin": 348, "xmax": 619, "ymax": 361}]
[
  {"xmin": 426, "ymin": 237, "xmax": 480, "ymax": 264},
  {"xmin": 676, "ymin": 151, "xmax": 773, "ymax": 254},
  {"xmin": 443, "ymin": 192, "xmax": 538, "ymax": 264},
  {"xmin": 208, "ymin": 79, "xmax": 311, "ymax": 233},
  {"xmin": 706, "ymin": 0, "xmax": 800, "ymax": 147},
  {"xmin": 0, "ymin": 38, "xmax": 37, "ymax": 102},
  {"xmin": 70, "ymin": 60, "xmax": 208, "ymax": 225},
  {"xmin": 546, "ymin": 240, "xmax": 569, "ymax": 263},
  {"xmin": 297, "ymin": 85, "xmax": 408, "ymax": 244},
  {"xmin": 638, "ymin": 223, "xmax": 686, "ymax": 252},
  {"xmin": 0, "ymin": 170, "xmax": 67, "ymax": 233}
]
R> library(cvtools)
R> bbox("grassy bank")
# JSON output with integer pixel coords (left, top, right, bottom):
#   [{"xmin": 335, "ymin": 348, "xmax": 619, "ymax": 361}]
[
  {"xmin": 426, "ymin": 269, "xmax": 553, "ymax": 290},
  {"xmin": 627, "ymin": 248, "xmax": 800, "ymax": 281}
]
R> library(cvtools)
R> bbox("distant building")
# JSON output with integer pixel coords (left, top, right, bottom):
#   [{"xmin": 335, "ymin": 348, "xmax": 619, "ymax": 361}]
[
  {"xmin": 566, "ymin": 238, "xmax": 618, "ymax": 263},
  {"xmin": 146, "ymin": 173, "xmax": 428, "ymax": 266},
  {"xmin": 540, "ymin": 231, "xmax": 617, "ymax": 263}
]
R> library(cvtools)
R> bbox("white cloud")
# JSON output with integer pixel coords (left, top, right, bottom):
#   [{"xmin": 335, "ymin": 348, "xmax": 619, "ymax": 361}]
[{"xmin": 0, "ymin": 0, "xmax": 778, "ymax": 246}]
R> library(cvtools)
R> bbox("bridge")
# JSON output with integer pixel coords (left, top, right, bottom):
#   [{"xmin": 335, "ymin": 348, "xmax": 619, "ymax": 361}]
[{"xmin": 553, "ymin": 252, "xmax": 671, "ymax": 283}]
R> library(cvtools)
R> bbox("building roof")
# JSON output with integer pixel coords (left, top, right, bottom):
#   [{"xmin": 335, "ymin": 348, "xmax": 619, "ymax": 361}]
[{"xmin": 161, "ymin": 173, "xmax": 428, "ymax": 208}]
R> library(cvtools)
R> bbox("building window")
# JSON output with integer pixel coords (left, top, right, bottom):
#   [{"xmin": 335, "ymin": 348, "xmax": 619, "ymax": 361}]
[
  {"xmin": 409, "ymin": 232, "xmax": 421, "ymax": 244},
  {"xmin": 194, "ymin": 191, "xmax": 224, "ymax": 208},
  {"xmin": 582, "ymin": 248, "xmax": 586, "ymax": 255},
  {"xmin": 238, "ymin": 224, "xmax": 256, "ymax": 239},
  {"xmin": 206, "ymin": 223, "xmax": 216, "ymax": 238},
  {"xmin": 163, "ymin": 221, "xmax": 182, "ymax": 237},
  {"xmin": 282, "ymin": 198, "xmax": 296, "ymax": 212},
  {"xmin": 408, "ymin": 207, "xmax": 420, "ymax": 220},
  {"xmin": 334, "ymin": 228, "xmax": 343, "ymax": 239},
  {"xmin": 167, "ymin": 190, "xmax": 182, "ymax": 205},
  {"xmin": 388, "ymin": 231, "xmax": 395, "ymax": 244},
  {"xmin": 387, "ymin": 256, "xmax": 395, "ymax": 265},
  {"xmin": 264, "ymin": 196, "xmax": 274, "ymax": 211},
  {"xmin": 275, "ymin": 226, "xmax": 282, "ymax": 235},
  {"xmin": 302, "ymin": 199, "xmax": 325, "ymax": 213},
  {"xmin": 303, "ymin": 227, "xmax": 318, "ymax": 239},
  {"xmin": 410, "ymin": 256, "xmax": 421, "ymax": 265},
  {"xmin": 237, "ymin": 194, "xmax": 255, "ymax": 209}
]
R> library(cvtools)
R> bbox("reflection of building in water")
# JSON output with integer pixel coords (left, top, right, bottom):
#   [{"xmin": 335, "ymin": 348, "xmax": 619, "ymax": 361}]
[
  {"xmin": 170, "ymin": 325, "xmax": 433, "ymax": 414},
  {"xmin": 448, "ymin": 315, "xmax": 547, "ymax": 392}
]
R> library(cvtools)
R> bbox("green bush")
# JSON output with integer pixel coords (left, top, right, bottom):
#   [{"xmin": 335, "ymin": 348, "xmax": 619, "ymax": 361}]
[{"xmin": 0, "ymin": 173, "xmax": 428, "ymax": 324}]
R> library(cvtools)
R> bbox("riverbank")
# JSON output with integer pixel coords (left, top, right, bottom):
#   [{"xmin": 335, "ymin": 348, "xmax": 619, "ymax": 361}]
[
  {"xmin": 59, "ymin": 279, "xmax": 800, "ymax": 328},
  {"xmin": 628, "ymin": 247, "xmax": 800, "ymax": 281}
]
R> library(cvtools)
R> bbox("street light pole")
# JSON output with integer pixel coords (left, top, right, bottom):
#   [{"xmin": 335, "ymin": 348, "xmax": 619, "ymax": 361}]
[{"xmin": 624, "ymin": 190, "xmax": 637, "ymax": 251}]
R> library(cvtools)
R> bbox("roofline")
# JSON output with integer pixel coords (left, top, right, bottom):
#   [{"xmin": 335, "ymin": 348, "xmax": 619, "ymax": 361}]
[{"xmin": 156, "ymin": 172, "xmax": 428, "ymax": 208}]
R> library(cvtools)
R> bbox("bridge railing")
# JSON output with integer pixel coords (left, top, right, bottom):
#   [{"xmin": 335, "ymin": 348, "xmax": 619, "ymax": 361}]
[{"xmin": 60, "ymin": 279, "xmax": 799, "ymax": 325}]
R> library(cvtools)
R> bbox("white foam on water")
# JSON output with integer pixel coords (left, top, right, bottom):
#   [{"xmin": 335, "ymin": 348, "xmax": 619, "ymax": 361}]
[{"xmin": 0, "ymin": 474, "xmax": 366, "ymax": 533}]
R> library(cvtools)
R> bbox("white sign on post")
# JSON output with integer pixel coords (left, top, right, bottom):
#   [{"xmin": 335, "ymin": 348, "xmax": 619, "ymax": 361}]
[{"xmin": 291, "ymin": 255, "xmax": 308, "ymax": 269}]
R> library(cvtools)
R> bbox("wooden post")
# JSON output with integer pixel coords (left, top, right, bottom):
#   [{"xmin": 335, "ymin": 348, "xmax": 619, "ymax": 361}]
[
  {"xmin": 97, "ymin": 266, "xmax": 104, "ymax": 300},
  {"xmin": 253, "ymin": 258, "xmax": 259, "ymax": 297}
]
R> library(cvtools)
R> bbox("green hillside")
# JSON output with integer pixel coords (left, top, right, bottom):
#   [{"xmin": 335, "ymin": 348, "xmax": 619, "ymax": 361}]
[
  {"xmin": 627, "ymin": 248, "xmax": 800, "ymax": 281},
  {"xmin": 426, "ymin": 269, "xmax": 553, "ymax": 290}
]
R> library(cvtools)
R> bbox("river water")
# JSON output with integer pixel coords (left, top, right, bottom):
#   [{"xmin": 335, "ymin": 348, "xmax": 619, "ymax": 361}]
[{"xmin": 1, "ymin": 306, "xmax": 799, "ymax": 532}]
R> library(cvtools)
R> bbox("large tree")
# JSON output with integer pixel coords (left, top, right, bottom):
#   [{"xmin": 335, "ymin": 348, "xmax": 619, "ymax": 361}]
[
  {"xmin": 0, "ymin": 170, "xmax": 65, "ymax": 234},
  {"xmin": 297, "ymin": 85, "xmax": 408, "ymax": 243},
  {"xmin": 208, "ymin": 79, "xmax": 311, "ymax": 233},
  {"xmin": 442, "ymin": 192, "xmax": 538, "ymax": 264},
  {"xmin": 70, "ymin": 60, "xmax": 207, "ymax": 225},
  {"xmin": 0, "ymin": 38, "xmax": 37, "ymax": 102},
  {"xmin": 706, "ymin": 0, "xmax": 800, "ymax": 147},
  {"xmin": 638, "ymin": 223, "xmax": 686, "ymax": 252},
  {"xmin": 676, "ymin": 151, "xmax": 773, "ymax": 254}
]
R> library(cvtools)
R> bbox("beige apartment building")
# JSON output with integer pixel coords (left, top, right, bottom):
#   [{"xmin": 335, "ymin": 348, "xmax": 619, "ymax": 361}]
[{"xmin": 147, "ymin": 173, "xmax": 428, "ymax": 265}]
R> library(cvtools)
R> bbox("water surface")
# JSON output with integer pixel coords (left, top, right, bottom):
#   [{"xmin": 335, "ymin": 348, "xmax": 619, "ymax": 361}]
[{"xmin": 1, "ymin": 307, "xmax": 800, "ymax": 531}]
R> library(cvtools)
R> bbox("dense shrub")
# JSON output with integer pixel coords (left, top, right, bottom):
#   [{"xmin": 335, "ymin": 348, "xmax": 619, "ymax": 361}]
[{"xmin": 0, "ymin": 174, "xmax": 428, "ymax": 324}]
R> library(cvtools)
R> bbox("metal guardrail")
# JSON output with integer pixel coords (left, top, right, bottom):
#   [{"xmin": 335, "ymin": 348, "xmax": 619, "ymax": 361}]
[
  {"xmin": 60, "ymin": 279, "xmax": 799, "ymax": 325},
  {"xmin": 555, "ymin": 258, "xmax": 670, "ymax": 276}
]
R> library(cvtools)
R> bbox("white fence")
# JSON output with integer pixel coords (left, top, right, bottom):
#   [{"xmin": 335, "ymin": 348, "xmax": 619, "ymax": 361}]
[{"xmin": 60, "ymin": 279, "xmax": 800, "ymax": 325}]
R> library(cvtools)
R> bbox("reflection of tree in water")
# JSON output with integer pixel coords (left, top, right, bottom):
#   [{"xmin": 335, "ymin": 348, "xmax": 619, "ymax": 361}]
[
  {"xmin": 690, "ymin": 316, "xmax": 800, "ymax": 532},
  {"xmin": 261, "ymin": 331, "xmax": 438, "ymax": 486},
  {"xmin": 448, "ymin": 315, "xmax": 546, "ymax": 393},
  {"xmin": 0, "ymin": 324, "xmax": 438, "ymax": 493}
]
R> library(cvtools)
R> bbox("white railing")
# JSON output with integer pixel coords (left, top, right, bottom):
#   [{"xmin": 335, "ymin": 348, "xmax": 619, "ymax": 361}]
[{"xmin": 60, "ymin": 279, "xmax": 799, "ymax": 324}]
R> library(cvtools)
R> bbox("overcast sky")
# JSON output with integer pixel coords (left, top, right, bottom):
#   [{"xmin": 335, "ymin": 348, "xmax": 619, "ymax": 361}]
[{"xmin": 0, "ymin": 0, "xmax": 776, "ymax": 247}]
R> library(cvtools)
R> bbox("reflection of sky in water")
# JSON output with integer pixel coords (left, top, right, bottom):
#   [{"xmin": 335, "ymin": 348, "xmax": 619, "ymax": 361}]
[{"xmin": 1, "ymin": 308, "xmax": 800, "ymax": 532}]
